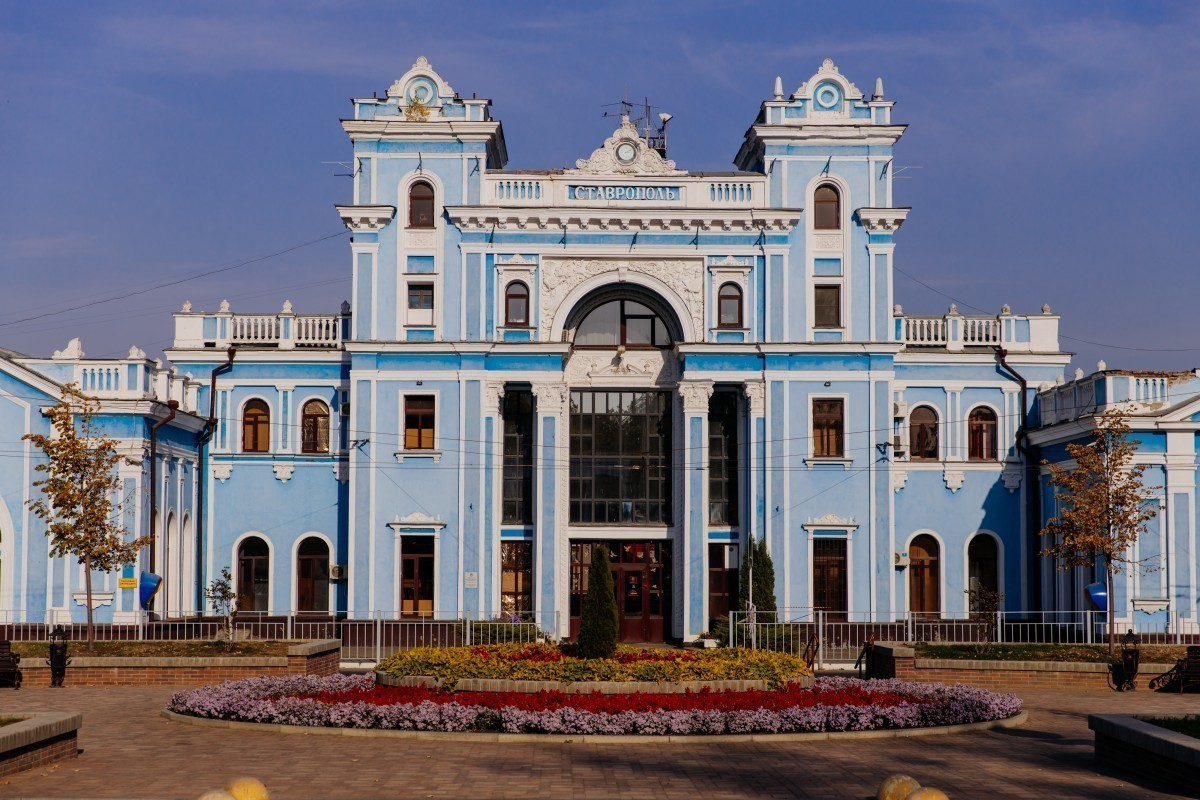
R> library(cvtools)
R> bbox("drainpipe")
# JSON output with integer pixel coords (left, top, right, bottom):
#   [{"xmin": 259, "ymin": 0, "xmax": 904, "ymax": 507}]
[
  {"xmin": 195, "ymin": 346, "xmax": 235, "ymax": 614},
  {"xmin": 994, "ymin": 347, "xmax": 1041, "ymax": 611},
  {"xmin": 148, "ymin": 398, "xmax": 179, "ymax": 619}
]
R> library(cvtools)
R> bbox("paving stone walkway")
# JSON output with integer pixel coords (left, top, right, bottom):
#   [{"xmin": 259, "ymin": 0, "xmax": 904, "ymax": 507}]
[{"xmin": 0, "ymin": 683, "xmax": 1197, "ymax": 799}]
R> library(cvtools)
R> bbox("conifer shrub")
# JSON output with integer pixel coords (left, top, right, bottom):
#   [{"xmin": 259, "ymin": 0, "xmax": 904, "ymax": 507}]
[{"xmin": 577, "ymin": 544, "xmax": 618, "ymax": 659}]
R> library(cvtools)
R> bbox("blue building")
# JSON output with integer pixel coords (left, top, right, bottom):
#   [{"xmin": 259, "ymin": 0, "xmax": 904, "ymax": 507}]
[{"xmin": 3, "ymin": 57, "xmax": 1189, "ymax": 643}]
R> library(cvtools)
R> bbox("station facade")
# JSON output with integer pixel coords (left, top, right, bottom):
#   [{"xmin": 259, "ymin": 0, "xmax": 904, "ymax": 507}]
[{"xmin": 2, "ymin": 57, "xmax": 1194, "ymax": 641}]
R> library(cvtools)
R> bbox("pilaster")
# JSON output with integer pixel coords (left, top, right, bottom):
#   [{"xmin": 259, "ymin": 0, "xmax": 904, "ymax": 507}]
[
  {"xmin": 531, "ymin": 382, "xmax": 568, "ymax": 637},
  {"xmin": 678, "ymin": 380, "xmax": 714, "ymax": 639}
]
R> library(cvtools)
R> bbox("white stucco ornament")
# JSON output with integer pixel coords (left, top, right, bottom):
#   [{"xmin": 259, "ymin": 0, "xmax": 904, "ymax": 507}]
[
  {"xmin": 127, "ymin": 345, "xmax": 146, "ymax": 360},
  {"xmin": 568, "ymin": 116, "xmax": 684, "ymax": 176},
  {"xmin": 52, "ymin": 337, "xmax": 84, "ymax": 360}
]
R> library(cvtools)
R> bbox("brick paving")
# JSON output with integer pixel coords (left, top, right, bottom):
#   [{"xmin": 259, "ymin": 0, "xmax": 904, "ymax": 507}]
[{"xmin": 0, "ymin": 683, "xmax": 1197, "ymax": 799}]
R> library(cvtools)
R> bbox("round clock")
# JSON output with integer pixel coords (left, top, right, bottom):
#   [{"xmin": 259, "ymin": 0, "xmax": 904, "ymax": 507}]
[{"xmin": 615, "ymin": 141, "xmax": 638, "ymax": 164}]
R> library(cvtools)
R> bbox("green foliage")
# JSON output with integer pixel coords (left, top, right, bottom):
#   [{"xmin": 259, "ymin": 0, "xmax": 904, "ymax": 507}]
[
  {"xmin": 206, "ymin": 567, "xmax": 237, "ymax": 652},
  {"xmin": 577, "ymin": 545, "xmax": 618, "ymax": 659},
  {"xmin": 738, "ymin": 537, "xmax": 777, "ymax": 614}
]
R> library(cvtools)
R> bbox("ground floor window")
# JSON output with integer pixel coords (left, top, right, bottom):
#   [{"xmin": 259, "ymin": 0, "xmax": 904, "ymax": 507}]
[
  {"xmin": 237, "ymin": 536, "xmax": 270, "ymax": 613},
  {"xmin": 707, "ymin": 543, "xmax": 739, "ymax": 630},
  {"xmin": 500, "ymin": 541, "xmax": 533, "ymax": 616},
  {"xmin": 812, "ymin": 538, "xmax": 848, "ymax": 619},
  {"xmin": 569, "ymin": 540, "xmax": 670, "ymax": 643},
  {"xmin": 296, "ymin": 536, "xmax": 330, "ymax": 614},
  {"xmin": 968, "ymin": 534, "xmax": 999, "ymax": 606},
  {"xmin": 909, "ymin": 534, "xmax": 941, "ymax": 617},
  {"xmin": 400, "ymin": 536, "xmax": 435, "ymax": 617}
]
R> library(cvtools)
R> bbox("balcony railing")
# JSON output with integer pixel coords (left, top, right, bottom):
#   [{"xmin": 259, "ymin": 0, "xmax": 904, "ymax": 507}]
[
  {"xmin": 895, "ymin": 306, "xmax": 1059, "ymax": 353},
  {"xmin": 173, "ymin": 301, "xmax": 349, "ymax": 350}
]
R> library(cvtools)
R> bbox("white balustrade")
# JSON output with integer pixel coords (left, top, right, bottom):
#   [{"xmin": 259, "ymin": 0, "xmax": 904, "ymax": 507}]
[
  {"xmin": 294, "ymin": 315, "xmax": 342, "ymax": 347},
  {"xmin": 230, "ymin": 315, "xmax": 280, "ymax": 344},
  {"xmin": 961, "ymin": 317, "xmax": 1001, "ymax": 345},
  {"xmin": 493, "ymin": 179, "xmax": 544, "ymax": 203},
  {"xmin": 1134, "ymin": 376, "xmax": 1168, "ymax": 404},
  {"xmin": 708, "ymin": 181, "xmax": 754, "ymax": 204},
  {"xmin": 902, "ymin": 317, "xmax": 947, "ymax": 346}
]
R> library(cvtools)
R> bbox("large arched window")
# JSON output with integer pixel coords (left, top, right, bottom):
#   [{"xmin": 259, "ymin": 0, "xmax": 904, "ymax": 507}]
[
  {"xmin": 296, "ymin": 537, "xmax": 330, "ymax": 614},
  {"xmin": 301, "ymin": 399, "xmax": 330, "ymax": 454},
  {"xmin": 909, "ymin": 534, "xmax": 940, "ymax": 617},
  {"xmin": 236, "ymin": 536, "xmax": 270, "ymax": 613},
  {"xmin": 814, "ymin": 184, "xmax": 841, "ymax": 230},
  {"xmin": 717, "ymin": 283, "xmax": 743, "ymax": 328},
  {"xmin": 408, "ymin": 181, "xmax": 435, "ymax": 228},
  {"xmin": 968, "ymin": 534, "xmax": 999, "ymax": 604},
  {"xmin": 505, "ymin": 281, "xmax": 530, "ymax": 327},
  {"xmin": 242, "ymin": 400, "xmax": 270, "ymax": 453},
  {"xmin": 574, "ymin": 298, "xmax": 673, "ymax": 348},
  {"xmin": 968, "ymin": 407, "xmax": 998, "ymax": 461},
  {"xmin": 909, "ymin": 407, "xmax": 939, "ymax": 461}
]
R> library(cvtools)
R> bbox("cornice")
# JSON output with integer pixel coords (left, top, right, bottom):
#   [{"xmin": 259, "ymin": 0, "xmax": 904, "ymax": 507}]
[
  {"xmin": 446, "ymin": 206, "xmax": 802, "ymax": 233},
  {"xmin": 856, "ymin": 207, "xmax": 911, "ymax": 233},
  {"xmin": 335, "ymin": 204, "xmax": 395, "ymax": 233},
  {"xmin": 341, "ymin": 119, "xmax": 502, "ymax": 140}
]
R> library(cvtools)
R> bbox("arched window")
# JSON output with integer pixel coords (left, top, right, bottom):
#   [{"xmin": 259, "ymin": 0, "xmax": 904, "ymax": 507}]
[
  {"xmin": 909, "ymin": 534, "xmax": 940, "ymax": 617},
  {"xmin": 505, "ymin": 281, "xmax": 530, "ymax": 327},
  {"xmin": 968, "ymin": 407, "xmax": 998, "ymax": 461},
  {"xmin": 296, "ymin": 537, "xmax": 330, "ymax": 614},
  {"xmin": 814, "ymin": 184, "xmax": 840, "ymax": 230},
  {"xmin": 236, "ymin": 536, "xmax": 270, "ymax": 613},
  {"xmin": 408, "ymin": 181, "xmax": 435, "ymax": 228},
  {"xmin": 909, "ymin": 407, "xmax": 939, "ymax": 461},
  {"xmin": 967, "ymin": 535, "xmax": 999, "ymax": 605},
  {"xmin": 242, "ymin": 400, "xmax": 270, "ymax": 453},
  {"xmin": 301, "ymin": 399, "xmax": 330, "ymax": 454},
  {"xmin": 717, "ymin": 283, "xmax": 743, "ymax": 328},
  {"xmin": 574, "ymin": 298, "xmax": 673, "ymax": 348}
]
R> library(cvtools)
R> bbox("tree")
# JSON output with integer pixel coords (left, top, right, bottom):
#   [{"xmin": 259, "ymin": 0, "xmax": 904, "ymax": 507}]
[
  {"xmin": 739, "ymin": 536, "xmax": 777, "ymax": 615},
  {"xmin": 1039, "ymin": 408, "xmax": 1158, "ymax": 654},
  {"xmin": 23, "ymin": 385, "xmax": 150, "ymax": 651},
  {"xmin": 206, "ymin": 568, "xmax": 237, "ymax": 652},
  {"xmin": 577, "ymin": 544, "xmax": 618, "ymax": 659}
]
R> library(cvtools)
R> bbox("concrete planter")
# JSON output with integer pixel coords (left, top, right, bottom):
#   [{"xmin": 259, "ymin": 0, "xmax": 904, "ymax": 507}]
[
  {"xmin": 0, "ymin": 712, "xmax": 81, "ymax": 776},
  {"xmin": 15, "ymin": 639, "xmax": 341, "ymax": 687},
  {"xmin": 1090, "ymin": 714, "xmax": 1200, "ymax": 792}
]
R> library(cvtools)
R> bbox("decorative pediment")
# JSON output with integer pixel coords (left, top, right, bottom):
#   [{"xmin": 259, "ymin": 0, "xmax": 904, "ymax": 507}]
[
  {"xmin": 793, "ymin": 58, "xmax": 865, "ymax": 103},
  {"xmin": 496, "ymin": 254, "xmax": 537, "ymax": 267},
  {"xmin": 802, "ymin": 513, "xmax": 859, "ymax": 531},
  {"xmin": 568, "ymin": 116, "xmax": 684, "ymax": 176},
  {"xmin": 387, "ymin": 511, "xmax": 447, "ymax": 531},
  {"xmin": 385, "ymin": 56, "xmax": 456, "ymax": 105}
]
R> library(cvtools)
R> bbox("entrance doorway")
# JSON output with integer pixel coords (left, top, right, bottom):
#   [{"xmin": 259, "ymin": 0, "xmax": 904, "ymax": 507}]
[
  {"xmin": 908, "ymin": 534, "xmax": 941, "ymax": 619},
  {"xmin": 812, "ymin": 538, "xmax": 848, "ymax": 620},
  {"xmin": 401, "ymin": 536, "xmax": 435, "ymax": 617},
  {"xmin": 569, "ymin": 541, "xmax": 670, "ymax": 642}
]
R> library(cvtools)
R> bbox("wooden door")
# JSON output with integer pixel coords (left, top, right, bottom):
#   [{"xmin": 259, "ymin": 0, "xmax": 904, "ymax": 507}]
[
  {"xmin": 909, "ymin": 535, "xmax": 940, "ymax": 618},
  {"xmin": 812, "ymin": 539, "xmax": 848, "ymax": 620},
  {"xmin": 400, "ymin": 537, "xmax": 435, "ymax": 617}
]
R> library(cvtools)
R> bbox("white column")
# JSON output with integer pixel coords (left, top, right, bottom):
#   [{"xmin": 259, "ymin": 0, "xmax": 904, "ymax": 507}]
[
  {"xmin": 679, "ymin": 380, "xmax": 714, "ymax": 640},
  {"xmin": 531, "ymin": 382, "xmax": 568, "ymax": 638}
]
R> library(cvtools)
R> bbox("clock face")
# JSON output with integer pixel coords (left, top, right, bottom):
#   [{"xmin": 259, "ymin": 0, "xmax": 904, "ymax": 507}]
[{"xmin": 615, "ymin": 142, "xmax": 638, "ymax": 164}]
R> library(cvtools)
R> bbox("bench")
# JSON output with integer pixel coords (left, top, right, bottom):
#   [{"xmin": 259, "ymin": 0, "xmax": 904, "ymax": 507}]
[{"xmin": 0, "ymin": 640, "xmax": 22, "ymax": 689}]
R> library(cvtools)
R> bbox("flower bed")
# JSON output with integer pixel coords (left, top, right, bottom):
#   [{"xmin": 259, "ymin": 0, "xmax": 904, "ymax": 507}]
[
  {"xmin": 377, "ymin": 643, "xmax": 809, "ymax": 689},
  {"xmin": 166, "ymin": 674, "xmax": 1021, "ymax": 736}
]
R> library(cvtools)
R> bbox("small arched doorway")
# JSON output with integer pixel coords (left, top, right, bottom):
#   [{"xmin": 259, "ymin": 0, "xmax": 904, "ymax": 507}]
[
  {"xmin": 237, "ymin": 536, "xmax": 270, "ymax": 613},
  {"xmin": 296, "ymin": 537, "xmax": 330, "ymax": 614},
  {"xmin": 968, "ymin": 534, "xmax": 999, "ymax": 610},
  {"xmin": 909, "ymin": 534, "xmax": 940, "ymax": 618}
]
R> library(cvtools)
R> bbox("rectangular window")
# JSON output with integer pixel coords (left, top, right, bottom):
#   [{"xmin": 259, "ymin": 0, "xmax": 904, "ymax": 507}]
[
  {"xmin": 708, "ymin": 391, "xmax": 739, "ymax": 526},
  {"xmin": 502, "ymin": 390, "xmax": 534, "ymax": 524},
  {"xmin": 407, "ymin": 283, "xmax": 434, "ymax": 310},
  {"xmin": 707, "ymin": 543, "xmax": 739, "ymax": 629},
  {"xmin": 569, "ymin": 390, "xmax": 672, "ymax": 525},
  {"xmin": 500, "ymin": 541, "xmax": 533, "ymax": 615},
  {"xmin": 813, "ymin": 399, "xmax": 844, "ymax": 458},
  {"xmin": 404, "ymin": 396, "xmax": 435, "ymax": 450},
  {"xmin": 814, "ymin": 285, "xmax": 841, "ymax": 328}
]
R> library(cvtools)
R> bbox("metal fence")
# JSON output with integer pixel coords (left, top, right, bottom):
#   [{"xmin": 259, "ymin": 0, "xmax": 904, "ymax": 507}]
[
  {"xmin": 730, "ymin": 608, "xmax": 1200, "ymax": 667},
  {"xmin": 0, "ymin": 610, "xmax": 559, "ymax": 664}
]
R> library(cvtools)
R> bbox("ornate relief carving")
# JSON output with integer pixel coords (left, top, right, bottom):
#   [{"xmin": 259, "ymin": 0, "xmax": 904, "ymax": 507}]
[
  {"xmin": 406, "ymin": 230, "xmax": 436, "ymax": 249},
  {"xmin": 813, "ymin": 233, "xmax": 843, "ymax": 251},
  {"xmin": 52, "ymin": 338, "xmax": 84, "ymax": 360},
  {"xmin": 531, "ymin": 383, "xmax": 568, "ymax": 415},
  {"xmin": 335, "ymin": 205, "xmax": 396, "ymax": 233},
  {"xmin": 564, "ymin": 350, "xmax": 680, "ymax": 387},
  {"xmin": 540, "ymin": 258, "xmax": 703, "ymax": 341},
  {"xmin": 388, "ymin": 511, "xmax": 447, "ymax": 531},
  {"xmin": 943, "ymin": 468, "xmax": 965, "ymax": 493},
  {"xmin": 891, "ymin": 469, "xmax": 907, "ymax": 493},
  {"xmin": 212, "ymin": 463, "xmax": 232, "ymax": 483},
  {"xmin": 743, "ymin": 382, "xmax": 766, "ymax": 415},
  {"xmin": 484, "ymin": 382, "xmax": 505, "ymax": 413},
  {"xmin": 272, "ymin": 463, "xmax": 295, "ymax": 484},
  {"xmin": 1002, "ymin": 460, "xmax": 1023, "ymax": 493},
  {"xmin": 803, "ymin": 513, "xmax": 859, "ymax": 529},
  {"xmin": 568, "ymin": 116, "xmax": 685, "ymax": 176},
  {"xmin": 678, "ymin": 380, "xmax": 715, "ymax": 413}
]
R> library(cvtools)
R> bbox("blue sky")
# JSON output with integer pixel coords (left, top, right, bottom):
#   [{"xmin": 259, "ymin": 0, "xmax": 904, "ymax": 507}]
[{"xmin": 1, "ymin": 1, "xmax": 1197, "ymax": 372}]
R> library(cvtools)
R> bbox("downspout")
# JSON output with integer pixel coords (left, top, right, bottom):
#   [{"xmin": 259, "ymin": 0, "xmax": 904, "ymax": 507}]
[
  {"xmin": 195, "ymin": 346, "xmax": 236, "ymax": 613},
  {"xmin": 994, "ymin": 347, "xmax": 1041, "ymax": 611},
  {"xmin": 148, "ymin": 398, "xmax": 179, "ymax": 619}
]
